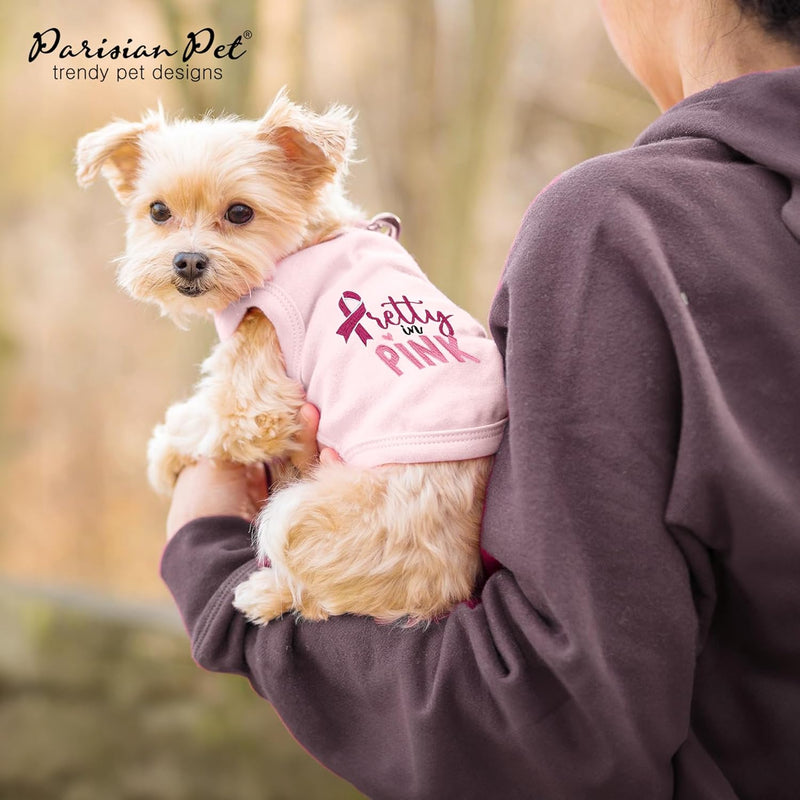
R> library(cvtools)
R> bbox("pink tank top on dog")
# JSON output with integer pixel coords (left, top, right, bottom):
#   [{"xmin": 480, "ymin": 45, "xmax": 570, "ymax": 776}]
[{"xmin": 214, "ymin": 228, "xmax": 508, "ymax": 467}]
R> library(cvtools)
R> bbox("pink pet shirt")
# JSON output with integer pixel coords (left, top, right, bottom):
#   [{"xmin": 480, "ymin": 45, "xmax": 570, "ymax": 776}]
[{"xmin": 213, "ymin": 228, "xmax": 508, "ymax": 467}]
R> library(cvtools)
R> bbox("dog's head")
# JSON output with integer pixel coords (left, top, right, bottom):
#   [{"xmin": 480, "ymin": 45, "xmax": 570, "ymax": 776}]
[{"xmin": 76, "ymin": 91, "xmax": 356, "ymax": 320}]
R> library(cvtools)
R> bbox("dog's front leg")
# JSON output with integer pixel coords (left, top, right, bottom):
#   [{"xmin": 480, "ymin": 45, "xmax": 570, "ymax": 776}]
[{"xmin": 147, "ymin": 310, "xmax": 305, "ymax": 495}]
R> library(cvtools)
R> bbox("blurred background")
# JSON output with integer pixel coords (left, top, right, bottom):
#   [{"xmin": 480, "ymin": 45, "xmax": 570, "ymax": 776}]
[{"xmin": 0, "ymin": 0, "xmax": 655, "ymax": 797}]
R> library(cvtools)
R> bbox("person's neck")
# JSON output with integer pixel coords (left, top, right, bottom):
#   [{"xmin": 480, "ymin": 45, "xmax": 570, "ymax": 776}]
[{"xmin": 655, "ymin": 9, "xmax": 800, "ymax": 110}]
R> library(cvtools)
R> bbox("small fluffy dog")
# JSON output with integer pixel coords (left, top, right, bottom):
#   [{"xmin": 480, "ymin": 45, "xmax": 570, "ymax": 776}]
[{"xmin": 76, "ymin": 91, "xmax": 507, "ymax": 625}]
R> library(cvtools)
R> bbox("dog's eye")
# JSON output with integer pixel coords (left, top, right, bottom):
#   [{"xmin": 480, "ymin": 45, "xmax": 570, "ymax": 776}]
[
  {"xmin": 150, "ymin": 202, "xmax": 171, "ymax": 223},
  {"xmin": 225, "ymin": 204, "xmax": 254, "ymax": 225}
]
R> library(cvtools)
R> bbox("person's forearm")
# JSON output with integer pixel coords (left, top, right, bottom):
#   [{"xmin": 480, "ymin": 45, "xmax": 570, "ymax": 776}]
[
  {"xmin": 161, "ymin": 516, "xmax": 256, "ymax": 652},
  {"xmin": 161, "ymin": 511, "xmax": 696, "ymax": 800}
]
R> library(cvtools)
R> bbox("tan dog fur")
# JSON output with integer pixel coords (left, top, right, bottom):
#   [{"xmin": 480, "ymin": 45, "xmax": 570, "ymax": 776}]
[{"xmin": 76, "ymin": 92, "xmax": 492, "ymax": 625}]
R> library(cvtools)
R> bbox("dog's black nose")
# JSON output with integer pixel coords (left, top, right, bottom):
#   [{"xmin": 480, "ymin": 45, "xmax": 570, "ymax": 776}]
[{"xmin": 173, "ymin": 252, "xmax": 208, "ymax": 280}]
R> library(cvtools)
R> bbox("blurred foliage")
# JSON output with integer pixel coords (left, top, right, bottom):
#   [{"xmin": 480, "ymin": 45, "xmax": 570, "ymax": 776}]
[
  {"xmin": 0, "ymin": 0, "xmax": 656, "ymax": 601},
  {"xmin": 0, "ymin": 0, "xmax": 657, "ymax": 795},
  {"xmin": 0, "ymin": 584, "xmax": 365, "ymax": 799}
]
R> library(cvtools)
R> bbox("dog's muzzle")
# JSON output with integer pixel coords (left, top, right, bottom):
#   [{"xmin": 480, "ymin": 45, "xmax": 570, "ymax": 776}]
[{"xmin": 173, "ymin": 251, "xmax": 209, "ymax": 296}]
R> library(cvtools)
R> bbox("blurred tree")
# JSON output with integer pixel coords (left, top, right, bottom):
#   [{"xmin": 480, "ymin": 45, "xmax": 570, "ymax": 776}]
[
  {"xmin": 0, "ymin": 0, "xmax": 654, "ymax": 600},
  {"xmin": 155, "ymin": 0, "xmax": 259, "ymax": 116},
  {"xmin": 431, "ymin": 0, "xmax": 512, "ymax": 306},
  {"xmin": 352, "ymin": 0, "xmax": 513, "ymax": 309},
  {"xmin": 280, "ymin": 0, "xmax": 310, "ymax": 102}
]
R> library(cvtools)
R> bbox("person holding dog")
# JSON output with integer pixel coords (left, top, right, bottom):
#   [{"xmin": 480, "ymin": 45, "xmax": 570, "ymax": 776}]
[{"xmin": 161, "ymin": 0, "xmax": 800, "ymax": 797}]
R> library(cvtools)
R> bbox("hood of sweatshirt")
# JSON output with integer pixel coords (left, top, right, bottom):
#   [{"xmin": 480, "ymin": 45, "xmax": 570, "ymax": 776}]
[{"xmin": 635, "ymin": 66, "xmax": 800, "ymax": 240}]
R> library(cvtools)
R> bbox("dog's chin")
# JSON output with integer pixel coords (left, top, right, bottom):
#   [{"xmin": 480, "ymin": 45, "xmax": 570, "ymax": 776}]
[
  {"xmin": 149, "ymin": 281, "xmax": 220, "ymax": 320},
  {"xmin": 155, "ymin": 280, "xmax": 249, "ymax": 322},
  {"xmin": 175, "ymin": 284, "xmax": 208, "ymax": 298}
]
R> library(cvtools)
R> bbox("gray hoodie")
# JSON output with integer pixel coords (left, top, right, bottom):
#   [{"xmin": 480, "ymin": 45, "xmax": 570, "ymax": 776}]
[{"xmin": 162, "ymin": 67, "xmax": 800, "ymax": 799}]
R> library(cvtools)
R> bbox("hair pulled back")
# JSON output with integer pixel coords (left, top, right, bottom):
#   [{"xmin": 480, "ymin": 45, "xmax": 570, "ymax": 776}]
[{"xmin": 734, "ymin": 0, "xmax": 800, "ymax": 42}]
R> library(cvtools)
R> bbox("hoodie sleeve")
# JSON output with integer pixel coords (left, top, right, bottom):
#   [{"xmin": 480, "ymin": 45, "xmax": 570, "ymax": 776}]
[{"xmin": 160, "ymin": 158, "xmax": 704, "ymax": 800}]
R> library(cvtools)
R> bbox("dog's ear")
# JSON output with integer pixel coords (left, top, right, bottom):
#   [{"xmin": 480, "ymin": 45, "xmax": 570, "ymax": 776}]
[
  {"xmin": 257, "ymin": 88, "xmax": 355, "ymax": 185},
  {"xmin": 75, "ymin": 110, "xmax": 162, "ymax": 203}
]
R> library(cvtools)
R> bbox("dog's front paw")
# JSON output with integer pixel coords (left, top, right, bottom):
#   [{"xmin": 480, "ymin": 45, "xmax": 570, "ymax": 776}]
[
  {"xmin": 218, "ymin": 408, "xmax": 303, "ymax": 463},
  {"xmin": 147, "ymin": 396, "xmax": 213, "ymax": 495},
  {"xmin": 233, "ymin": 568, "xmax": 295, "ymax": 625},
  {"xmin": 146, "ymin": 423, "xmax": 193, "ymax": 495}
]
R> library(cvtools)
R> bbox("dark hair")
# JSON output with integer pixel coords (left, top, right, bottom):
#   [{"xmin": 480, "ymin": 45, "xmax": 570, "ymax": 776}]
[{"xmin": 734, "ymin": 0, "xmax": 800, "ymax": 42}]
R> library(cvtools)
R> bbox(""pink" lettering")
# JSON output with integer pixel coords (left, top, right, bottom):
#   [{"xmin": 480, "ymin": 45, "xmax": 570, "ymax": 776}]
[
  {"xmin": 375, "ymin": 345, "xmax": 403, "ymax": 375},
  {"xmin": 408, "ymin": 336, "xmax": 448, "ymax": 366},
  {"xmin": 434, "ymin": 335, "xmax": 480, "ymax": 364},
  {"xmin": 374, "ymin": 334, "xmax": 480, "ymax": 376}
]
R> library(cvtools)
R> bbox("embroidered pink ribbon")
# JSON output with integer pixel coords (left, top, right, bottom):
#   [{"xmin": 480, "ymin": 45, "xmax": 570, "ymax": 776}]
[{"xmin": 336, "ymin": 291, "xmax": 373, "ymax": 346}]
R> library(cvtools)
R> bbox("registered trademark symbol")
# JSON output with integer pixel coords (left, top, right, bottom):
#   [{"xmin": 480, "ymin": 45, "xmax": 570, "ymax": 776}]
[{"xmin": 243, "ymin": 30, "xmax": 252, "ymax": 39}]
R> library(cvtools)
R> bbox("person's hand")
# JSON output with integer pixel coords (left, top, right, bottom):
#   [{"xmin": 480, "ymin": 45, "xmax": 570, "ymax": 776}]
[
  {"xmin": 290, "ymin": 403, "xmax": 344, "ymax": 473},
  {"xmin": 165, "ymin": 403, "xmax": 343, "ymax": 540}
]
